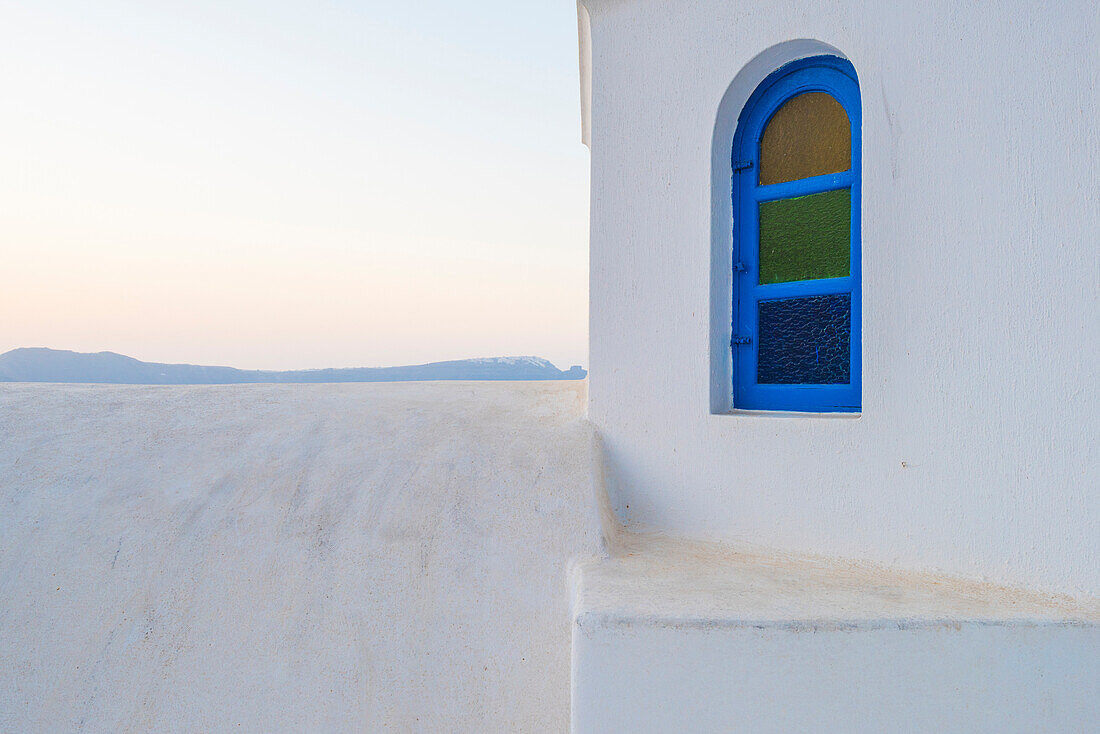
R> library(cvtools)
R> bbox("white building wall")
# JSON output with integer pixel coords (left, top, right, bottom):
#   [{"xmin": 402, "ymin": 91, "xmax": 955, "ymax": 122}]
[
  {"xmin": 582, "ymin": 0, "xmax": 1100, "ymax": 596},
  {"xmin": 574, "ymin": 621, "xmax": 1100, "ymax": 734}
]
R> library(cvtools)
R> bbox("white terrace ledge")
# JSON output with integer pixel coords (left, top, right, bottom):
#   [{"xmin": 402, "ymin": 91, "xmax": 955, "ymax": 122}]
[
  {"xmin": 571, "ymin": 532, "xmax": 1100, "ymax": 733},
  {"xmin": 572, "ymin": 532, "xmax": 1100, "ymax": 631}
]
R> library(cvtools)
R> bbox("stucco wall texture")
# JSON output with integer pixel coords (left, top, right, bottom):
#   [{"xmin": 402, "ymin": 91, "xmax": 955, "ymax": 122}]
[
  {"xmin": 581, "ymin": 0, "xmax": 1100, "ymax": 597},
  {"xmin": 0, "ymin": 381, "xmax": 603, "ymax": 732}
]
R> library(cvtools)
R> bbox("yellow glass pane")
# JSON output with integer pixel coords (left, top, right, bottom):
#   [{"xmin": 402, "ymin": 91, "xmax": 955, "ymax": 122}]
[{"xmin": 759, "ymin": 92, "xmax": 850, "ymax": 186}]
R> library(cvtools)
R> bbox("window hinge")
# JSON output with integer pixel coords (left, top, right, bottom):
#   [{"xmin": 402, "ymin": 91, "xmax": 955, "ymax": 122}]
[
  {"xmin": 731, "ymin": 335, "xmax": 752, "ymax": 346},
  {"xmin": 733, "ymin": 261, "xmax": 747, "ymax": 272},
  {"xmin": 733, "ymin": 160, "xmax": 754, "ymax": 173}
]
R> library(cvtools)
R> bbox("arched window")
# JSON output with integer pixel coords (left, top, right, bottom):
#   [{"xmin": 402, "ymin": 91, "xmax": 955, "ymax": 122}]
[{"xmin": 731, "ymin": 56, "xmax": 861, "ymax": 412}]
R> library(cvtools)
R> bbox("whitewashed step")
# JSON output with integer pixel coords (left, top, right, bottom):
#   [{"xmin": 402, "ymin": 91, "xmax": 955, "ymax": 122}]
[{"xmin": 571, "ymin": 534, "xmax": 1100, "ymax": 734}]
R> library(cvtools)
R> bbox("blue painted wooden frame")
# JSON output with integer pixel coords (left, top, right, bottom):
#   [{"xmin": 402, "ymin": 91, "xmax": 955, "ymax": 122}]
[{"xmin": 732, "ymin": 55, "xmax": 862, "ymax": 412}]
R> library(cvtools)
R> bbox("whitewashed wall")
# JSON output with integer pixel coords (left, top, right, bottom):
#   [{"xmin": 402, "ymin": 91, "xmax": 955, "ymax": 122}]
[
  {"xmin": 581, "ymin": 0, "xmax": 1100, "ymax": 596},
  {"xmin": 0, "ymin": 382, "xmax": 604, "ymax": 732}
]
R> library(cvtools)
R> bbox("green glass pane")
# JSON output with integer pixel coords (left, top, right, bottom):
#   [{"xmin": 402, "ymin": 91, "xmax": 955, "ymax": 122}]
[
  {"xmin": 759, "ymin": 188, "xmax": 850, "ymax": 284},
  {"xmin": 759, "ymin": 92, "xmax": 850, "ymax": 186}
]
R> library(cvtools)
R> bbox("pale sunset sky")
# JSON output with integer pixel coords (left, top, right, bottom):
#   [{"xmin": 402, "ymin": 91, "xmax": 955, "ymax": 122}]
[{"xmin": 0, "ymin": 1, "xmax": 589, "ymax": 370}]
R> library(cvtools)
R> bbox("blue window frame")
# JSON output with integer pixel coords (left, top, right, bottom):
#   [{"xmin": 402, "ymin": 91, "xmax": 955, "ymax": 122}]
[{"xmin": 732, "ymin": 56, "xmax": 861, "ymax": 412}]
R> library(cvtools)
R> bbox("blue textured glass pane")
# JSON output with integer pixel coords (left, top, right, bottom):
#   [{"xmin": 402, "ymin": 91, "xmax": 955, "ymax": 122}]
[{"xmin": 757, "ymin": 295, "xmax": 851, "ymax": 384}]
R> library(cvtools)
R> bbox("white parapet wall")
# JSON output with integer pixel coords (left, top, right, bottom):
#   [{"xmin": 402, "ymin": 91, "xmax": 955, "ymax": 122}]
[
  {"xmin": 571, "ymin": 534, "xmax": 1100, "ymax": 733},
  {"xmin": 0, "ymin": 381, "xmax": 605, "ymax": 732}
]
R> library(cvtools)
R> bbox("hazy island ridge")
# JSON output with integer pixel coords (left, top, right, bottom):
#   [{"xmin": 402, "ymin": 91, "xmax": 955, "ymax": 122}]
[{"xmin": 0, "ymin": 348, "xmax": 586, "ymax": 384}]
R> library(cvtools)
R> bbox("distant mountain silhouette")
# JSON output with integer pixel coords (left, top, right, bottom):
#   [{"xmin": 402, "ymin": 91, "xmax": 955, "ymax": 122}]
[{"xmin": 0, "ymin": 348, "xmax": 586, "ymax": 384}]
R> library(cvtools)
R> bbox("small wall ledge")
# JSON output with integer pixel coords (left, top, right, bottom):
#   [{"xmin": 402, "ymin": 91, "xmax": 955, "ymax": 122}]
[{"xmin": 571, "ymin": 533, "xmax": 1100, "ymax": 733}]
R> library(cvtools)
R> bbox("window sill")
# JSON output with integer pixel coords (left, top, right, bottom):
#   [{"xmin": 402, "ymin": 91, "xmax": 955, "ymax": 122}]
[{"xmin": 718, "ymin": 408, "xmax": 862, "ymax": 419}]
